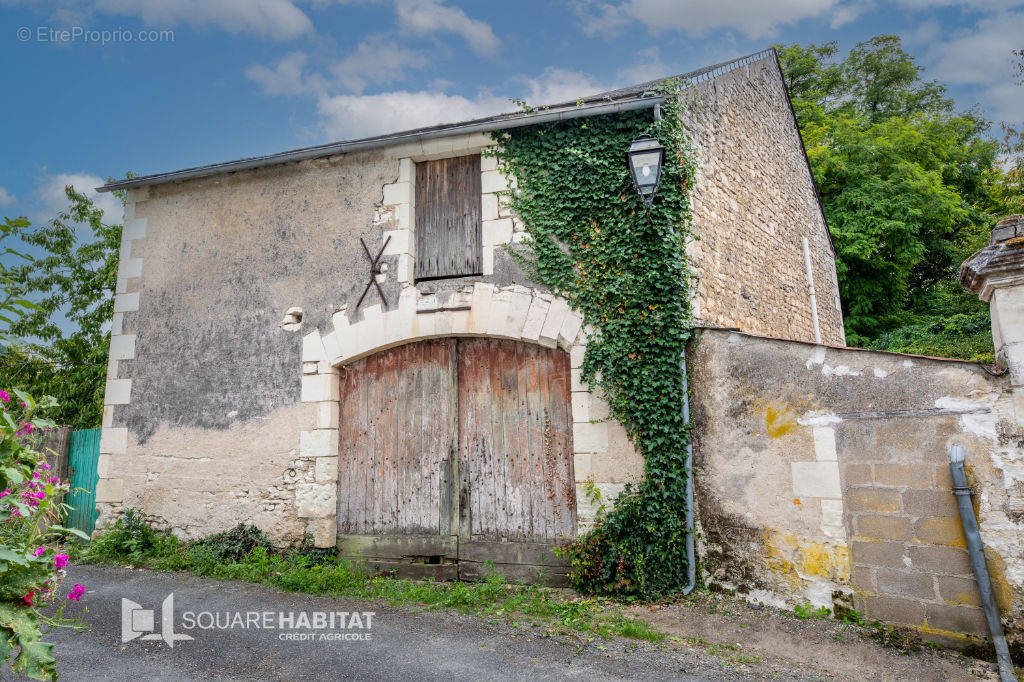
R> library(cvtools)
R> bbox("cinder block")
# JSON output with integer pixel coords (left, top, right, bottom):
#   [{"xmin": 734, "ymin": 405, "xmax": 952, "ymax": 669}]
[
  {"xmin": 856, "ymin": 594, "xmax": 925, "ymax": 627},
  {"xmin": 923, "ymin": 602, "xmax": 988, "ymax": 635},
  {"xmin": 109, "ymin": 334, "xmax": 136, "ymax": 361},
  {"xmin": 854, "ymin": 514, "xmax": 913, "ymax": 542},
  {"xmin": 105, "ymin": 379, "xmax": 132, "ymax": 405},
  {"xmin": 111, "ymin": 313, "xmax": 124, "ymax": 336},
  {"xmin": 875, "ymin": 568, "xmax": 937, "ymax": 600},
  {"xmin": 315, "ymin": 457, "xmax": 339, "ymax": 483},
  {"xmin": 812, "ymin": 426, "xmax": 837, "ymax": 461},
  {"xmin": 302, "ymin": 331, "xmax": 326, "ymax": 363},
  {"xmin": 520, "ymin": 297, "xmax": 550, "ymax": 342},
  {"xmin": 936, "ymin": 576, "xmax": 982, "ymax": 607},
  {"xmin": 848, "ymin": 488, "xmax": 900, "ymax": 513},
  {"xmin": 113, "ymin": 292, "xmax": 139, "ymax": 313},
  {"xmin": 301, "ymin": 374, "xmax": 339, "ymax": 403},
  {"xmin": 901, "ymin": 489, "xmax": 959, "ymax": 518},
  {"xmin": 851, "ymin": 540, "xmax": 907, "ymax": 569},
  {"xmin": 539, "ymin": 298, "xmax": 570, "ymax": 348},
  {"xmin": 820, "ymin": 498, "xmax": 845, "ymax": 528},
  {"xmin": 851, "ymin": 563, "xmax": 876, "ymax": 591},
  {"xmin": 571, "ymin": 367, "xmax": 587, "ymax": 392},
  {"xmin": 316, "ymin": 402, "xmax": 339, "ymax": 429},
  {"xmin": 913, "ymin": 517, "xmax": 968, "ymax": 547},
  {"xmin": 95, "ymin": 478, "xmax": 124, "ymax": 503},
  {"xmin": 791, "ymin": 461, "xmax": 842, "ymax": 499},
  {"xmin": 99, "ymin": 427, "xmax": 128, "ymax": 455},
  {"xmin": 96, "ymin": 454, "xmax": 117, "ymax": 478},
  {"xmin": 299, "ymin": 429, "xmax": 339, "ymax": 459},
  {"xmin": 907, "ymin": 544, "xmax": 973, "ymax": 576},
  {"xmin": 871, "ymin": 463, "xmax": 932, "ymax": 488}
]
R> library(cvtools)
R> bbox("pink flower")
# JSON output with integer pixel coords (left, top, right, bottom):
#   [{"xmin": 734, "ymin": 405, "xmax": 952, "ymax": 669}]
[
  {"xmin": 33, "ymin": 491, "xmax": 45, "ymax": 500},
  {"xmin": 53, "ymin": 554, "xmax": 69, "ymax": 570},
  {"xmin": 0, "ymin": 390, "xmax": 8, "ymax": 403},
  {"xmin": 19, "ymin": 401, "xmax": 26, "ymax": 408},
  {"xmin": 22, "ymin": 591, "xmax": 33, "ymax": 606},
  {"xmin": 48, "ymin": 477, "xmax": 59, "ymax": 485},
  {"xmin": 40, "ymin": 463, "xmax": 50, "ymax": 470},
  {"xmin": 66, "ymin": 584, "xmax": 85, "ymax": 602},
  {"xmin": 32, "ymin": 547, "xmax": 45, "ymax": 557},
  {"xmin": 0, "ymin": 489, "xmax": 9, "ymax": 497}
]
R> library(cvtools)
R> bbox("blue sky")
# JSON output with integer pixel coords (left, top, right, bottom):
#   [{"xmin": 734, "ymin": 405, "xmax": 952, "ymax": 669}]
[{"xmin": 0, "ymin": 0, "xmax": 1021, "ymax": 227}]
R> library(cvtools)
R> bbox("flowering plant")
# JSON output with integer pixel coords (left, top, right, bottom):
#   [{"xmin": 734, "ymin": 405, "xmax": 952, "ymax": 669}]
[{"xmin": 0, "ymin": 388, "xmax": 88, "ymax": 681}]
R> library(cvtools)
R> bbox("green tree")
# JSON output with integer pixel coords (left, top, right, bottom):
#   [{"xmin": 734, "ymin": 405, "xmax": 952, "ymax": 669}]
[
  {"xmin": 2, "ymin": 187, "xmax": 122, "ymax": 427},
  {"xmin": 777, "ymin": 36, "xmax": 1013, "ymax": 357}
]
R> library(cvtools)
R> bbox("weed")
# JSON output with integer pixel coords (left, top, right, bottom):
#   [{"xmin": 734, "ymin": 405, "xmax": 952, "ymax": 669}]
[
  {"xmin": 794, "ymin": 602, "xmax": 831, "ymax": 620},
  {"xmin": 865, "ymin": 621, "xmax": 923, "ymax": 653}
]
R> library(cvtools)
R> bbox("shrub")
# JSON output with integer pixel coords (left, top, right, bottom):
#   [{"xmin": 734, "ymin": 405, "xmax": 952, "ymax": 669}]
[{"xmin": 189, "ymin": 524, "xmax": 271, "ymax": 563}]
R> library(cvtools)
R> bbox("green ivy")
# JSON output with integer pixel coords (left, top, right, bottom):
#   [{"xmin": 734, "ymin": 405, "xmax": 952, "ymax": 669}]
[{"xmin": 491, "ymin": 90, "xmax": 696, "ymax": 598}]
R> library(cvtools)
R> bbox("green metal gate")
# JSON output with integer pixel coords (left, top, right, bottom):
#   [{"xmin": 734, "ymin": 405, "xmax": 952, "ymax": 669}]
[{"xmin": 67, "ymin": 428, "xmax": 101, "ymax": 535}]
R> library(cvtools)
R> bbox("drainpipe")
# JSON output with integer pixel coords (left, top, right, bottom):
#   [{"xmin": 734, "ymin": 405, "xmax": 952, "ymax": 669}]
[
  {"xmin": 802, "ymin": 237, "xmax": 822, "ymax": 344},
  {"xmin": 681, "ymin": 351, "xmax": 696, "ymax": 595},
  {"xmin": 949, "ymin": 445, "xmax": 1016, "ymax": 682}
]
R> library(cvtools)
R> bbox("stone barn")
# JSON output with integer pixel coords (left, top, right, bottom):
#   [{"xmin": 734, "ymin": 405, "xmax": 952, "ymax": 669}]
[{"xmin": 93, "ymin": 48, "xmax": 843, "ymax": 582}]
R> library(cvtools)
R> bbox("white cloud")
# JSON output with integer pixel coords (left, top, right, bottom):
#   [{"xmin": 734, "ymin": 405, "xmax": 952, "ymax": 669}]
[
  {"xmin": 32, "ymin": 173, "xmax": 123, "ymax": 226},
  {"xmin": 614, "ymin": 47, "xmax": 672, "ymax": 86},
  {"xmin": 394, "ymin": 0, "xmax": 499, "ymax": 55},
  {"xmin": 329, "ymin": 34, "xmax": 431, "ymax": 93},
  {"xmin": 579, "ymin": 0, "xmax": 849, "ymax": 39},
  {"xmin": 246, "ymin": 52, "xmax": 325, "ymax": 96},
  {"xmin": 919, "ymin": 10, "xmax": 1024, "ymax": 124},
  {"xmin": 0, "ymin": 187, "xmax": 14, "ymax": 207},
  {"xmin": 316, "ymin": 67, "xmax": 612, "ymax": 139}
]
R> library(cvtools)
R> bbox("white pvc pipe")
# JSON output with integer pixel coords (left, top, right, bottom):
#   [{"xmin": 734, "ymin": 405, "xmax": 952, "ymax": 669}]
[{"xmin": 803, "ymin": 237, "xmax": 822, "ymax": 344}]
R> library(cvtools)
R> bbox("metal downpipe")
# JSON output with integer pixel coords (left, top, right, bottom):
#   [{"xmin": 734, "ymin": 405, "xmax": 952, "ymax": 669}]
[
  {"xmin": 681, "ymin": 352, "xmax": 696, "ymax": 595},
  {"xmin": 949, "ymin": 445, "xmax": 1016, "ymax": 682}
]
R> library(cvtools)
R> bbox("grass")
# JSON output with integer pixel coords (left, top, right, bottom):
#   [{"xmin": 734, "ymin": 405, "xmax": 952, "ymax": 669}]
[{"xmin": 69, "ymin": 517, "xmax": 666, "ymax": 646}]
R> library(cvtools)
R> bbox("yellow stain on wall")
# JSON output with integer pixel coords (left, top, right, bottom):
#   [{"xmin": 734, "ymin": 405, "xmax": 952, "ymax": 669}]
[
  {"xmin": 764, "ymin": 530, "xmax": 851, "ymax": 584},
  {"xmin": 764, "ymin": 404, "xmax": 799, "ymax": 439}
]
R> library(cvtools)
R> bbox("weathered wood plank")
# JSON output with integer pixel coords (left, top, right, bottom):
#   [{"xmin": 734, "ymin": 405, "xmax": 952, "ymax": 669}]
[
  {"xmin": 338, "ymin": 534, "xmax": 457, "ymax": 561},
  {"xmin": 458, "ymin": 540, "xmax": 569, "ymax": 567},
  {"xmin": 415, "ymin": 155, "xmax": 482, "ymax": 279},
  {"xmin": 458, "ymin": 561, "xmax": 569, "ymax": 587}
]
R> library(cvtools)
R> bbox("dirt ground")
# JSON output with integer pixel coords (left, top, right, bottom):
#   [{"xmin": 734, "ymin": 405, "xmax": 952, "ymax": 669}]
[{"xmin": 627, "ymin": 591, "xmax": 1007, "ymax": 680}]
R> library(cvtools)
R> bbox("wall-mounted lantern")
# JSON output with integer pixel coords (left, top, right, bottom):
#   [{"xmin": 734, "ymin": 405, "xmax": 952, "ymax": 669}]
[{"xmin": 626, "ymin": 134, "xmax": 665, "ymax": 208}]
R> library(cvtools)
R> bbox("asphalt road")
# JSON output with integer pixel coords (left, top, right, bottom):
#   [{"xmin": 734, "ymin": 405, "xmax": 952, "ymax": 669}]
[{"xmin": 13, "ymin": 565, "xmax": 723, "ymax": 681}]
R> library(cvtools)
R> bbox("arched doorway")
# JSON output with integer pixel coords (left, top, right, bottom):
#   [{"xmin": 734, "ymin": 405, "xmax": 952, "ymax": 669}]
[{"xmin": 336, "ymin": 337, "xmax": 576, "ymax": 583}]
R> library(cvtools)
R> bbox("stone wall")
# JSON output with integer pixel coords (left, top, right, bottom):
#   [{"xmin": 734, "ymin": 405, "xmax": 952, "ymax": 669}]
[
  {"xmin": 689, "ymin": 328, "xmax": 1024, "ymax": 647},
  {"xmin": 679, "ymin": 55, "xmax": 844, "ymax": 346},
  {"xmin": 94, "ymin": 56, "xmax": 845, "ymax": 552}
]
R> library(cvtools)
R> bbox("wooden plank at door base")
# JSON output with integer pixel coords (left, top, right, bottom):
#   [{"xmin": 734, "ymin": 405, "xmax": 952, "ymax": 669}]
[
  {"xmin": 359, "ymin": 560, "xmax": 459, "ymax": 582},
  {"xmin": 458, "ymin": 561, "xmax": 570, "ymax": 587},
  {"xmin": 458, "ymin": 539, "xmax": 569, "ymax": 567},
  {"xmin": 337, "ymin": 534, "xmax": 458, "ymax": 562}
]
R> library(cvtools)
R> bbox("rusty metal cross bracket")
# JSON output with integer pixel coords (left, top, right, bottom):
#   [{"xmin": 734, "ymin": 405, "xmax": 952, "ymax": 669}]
[{"xmin": 356, "ymin": 235, "xmax": 391, "ymax": 310}]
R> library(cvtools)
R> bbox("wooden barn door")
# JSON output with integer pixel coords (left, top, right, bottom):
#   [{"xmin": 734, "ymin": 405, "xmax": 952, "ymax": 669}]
[
  {"xmin": 457, "ymin": 339, "xmax": 576, "ymax": 581},
  {"xmin": 337, "ymin": 340, "xmax": 460, "ymax": 578},
  {"xmin": 336, "ymin": 338, "xmax": 575, "ymax": 583}
]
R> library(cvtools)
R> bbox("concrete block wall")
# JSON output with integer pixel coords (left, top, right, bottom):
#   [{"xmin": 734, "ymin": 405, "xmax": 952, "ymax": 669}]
[{"xmin": 688, "ymin": 328, "xmax": 1024, "ymax": 647}]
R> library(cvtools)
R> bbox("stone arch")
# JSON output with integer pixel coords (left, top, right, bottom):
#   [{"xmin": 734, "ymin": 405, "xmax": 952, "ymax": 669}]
[{"xmin": 294, "ymin": 283, "xmax": 619, "ymax": 547}]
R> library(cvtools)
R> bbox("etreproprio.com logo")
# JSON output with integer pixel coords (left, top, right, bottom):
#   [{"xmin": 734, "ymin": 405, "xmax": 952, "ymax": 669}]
[{"xmin": 122, "ymin": 593, "xmax": 375, "ymax": 647}]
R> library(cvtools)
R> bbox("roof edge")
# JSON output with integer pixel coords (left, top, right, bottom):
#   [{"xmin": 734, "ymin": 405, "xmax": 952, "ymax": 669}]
[{"xmin": 98, "ymin": 48, "xmax": 779, "ymax": 194}]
